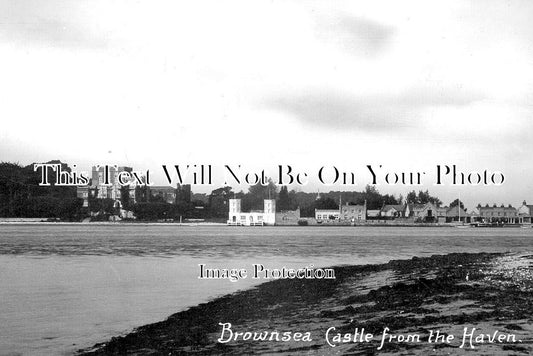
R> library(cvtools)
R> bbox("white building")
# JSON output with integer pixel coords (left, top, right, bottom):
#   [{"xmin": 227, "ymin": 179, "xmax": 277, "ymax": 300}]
[
  {"xmin": 227, "ymin": 199, "xmax": 276, "ymax": 226},
  {"xmin": 517, "ymin": 200, "xmax": 533, "ymax": 224},
  {"xmin": 315, "ymin": 209, "xmax": 340, "ymax": 221}
]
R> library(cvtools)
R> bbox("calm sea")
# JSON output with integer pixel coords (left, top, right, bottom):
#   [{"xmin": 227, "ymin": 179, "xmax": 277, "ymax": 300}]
[{"xmin": 0, "ymin": 225, "xmax": 531, "ymax": 355}]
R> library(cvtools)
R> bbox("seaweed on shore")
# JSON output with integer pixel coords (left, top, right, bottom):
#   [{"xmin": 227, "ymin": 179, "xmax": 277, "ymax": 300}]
[{"xmin": 79, "ymin": 252, "xmax": 533, "ymax": 355}]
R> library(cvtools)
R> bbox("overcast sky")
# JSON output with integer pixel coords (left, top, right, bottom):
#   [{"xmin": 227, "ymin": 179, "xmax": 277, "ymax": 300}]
[{"xmin": 1, "ymin": 0, "xmax": 532, "ymax": 209}]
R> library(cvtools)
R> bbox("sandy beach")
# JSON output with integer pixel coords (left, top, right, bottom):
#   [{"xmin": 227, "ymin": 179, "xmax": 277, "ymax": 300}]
[{"xmin": 78, "ymin": 252, "xmax": 533, "ymax": 355}]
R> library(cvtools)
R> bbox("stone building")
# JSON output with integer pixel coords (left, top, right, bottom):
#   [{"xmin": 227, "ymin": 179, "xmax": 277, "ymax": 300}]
[
  {"xmin": 315, "ymin": 202, "xmax": 366, "ymax": 223},
  {"xmin": 77, "ymin": 166, "xmax": 137, "ymax": 209},
  {"xmin": 275, "ymin": 208, "xmax": 301, "ymax": 225},
  {"xmin": 149, "ymin": 186, "xmax": 176, "ymax": 204},
  {"xmin": 474, "ymin": 203, "xmax": 518, "ymax": 224},
  {"xmin": 408, "ymin": 202, "xmax": 447, "ymax": 222},
  {"xmin": 380, "ymin": 204, "xmax": 409, "ymax": 218},
  {"xmin": 340, "ymin": 203, "xmax": 367, "ymax": 222}
]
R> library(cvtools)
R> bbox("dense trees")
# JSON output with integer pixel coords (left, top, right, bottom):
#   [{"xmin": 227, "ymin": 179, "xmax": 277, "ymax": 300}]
[
  {"xmin": 208, "ymin": 186, "xmax": 232, "ymax": 218},
  {"xmin": 0, "ymin": 161, "xmax": 84, "ymax": 220},
  {"xmin": 120, "ymin": 186, "xmax": 131, "ymax": 210},
  {"xmin": 315, "ymin": 197, "xmax": 338, "ymax": 210},
  {"xmin": 133, "ymin": 184, "xmax": 206, "ymax": 221},
  {"xmin": 406, "ymin": 190, "xmax": 442, "ymax": 207},
  {"xmin": 132, "ymin": 202, "xmax": 175, "ymax": 220},
  {"xmin": 277, "ymin": 186, "xmax": 290, "ymax": 211},
  {"xmin": 276, "ymin": 186, "xmax": 298, "ymax": 211},
  {"xmin": 240, "ymin": 180, "xmax": 277, "ymax": 212},
  {"xmin": 449, "ymin": 198, "xmax": 465, "ymax": 210},
  {"xmin": 360, "ymin": 185, "xmax": 400, "ymax": 209}
]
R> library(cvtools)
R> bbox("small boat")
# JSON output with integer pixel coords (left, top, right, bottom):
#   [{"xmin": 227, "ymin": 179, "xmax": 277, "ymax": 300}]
[{"xmin": 475, "ymin": 223, "xmax": 490, "ymax": 227}]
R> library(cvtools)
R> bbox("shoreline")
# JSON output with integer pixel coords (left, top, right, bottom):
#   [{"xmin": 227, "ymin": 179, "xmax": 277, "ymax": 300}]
[
  {"xmin": 0, "ymin": 220, "xmax": 529, "ymax": 228},
  {"xmin": 0, "ymin": 221, "xmax": 228, "ymax": 226},
  {"xmin": 79, "ymin": 252, "xmax": 533, "ymax": 355}
]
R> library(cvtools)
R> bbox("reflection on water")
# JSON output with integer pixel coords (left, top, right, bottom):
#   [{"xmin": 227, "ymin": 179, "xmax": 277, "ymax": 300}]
[{"xmin": 0, "ymin": 225, "xmax": 531, "ymax": 355}]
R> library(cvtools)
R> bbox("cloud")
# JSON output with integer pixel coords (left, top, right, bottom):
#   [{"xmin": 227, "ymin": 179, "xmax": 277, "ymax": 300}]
[
  {"xmin": 268, "ymin": 93, "xmax": 411, "ymax": 132},
  {"xmin": 316, "ymin": 15, "xmax": 394, "ymax": 56},
  {"xmin": 0, "ymin": 1, "xmax": 109, "ymax": 49},
  {"xmin": 0, "ymin": 19, "xmax": 109, "ymax": 49},
  {"xmin": 266, "ymin": 87, "xmax": 484, "ymax": 132}
]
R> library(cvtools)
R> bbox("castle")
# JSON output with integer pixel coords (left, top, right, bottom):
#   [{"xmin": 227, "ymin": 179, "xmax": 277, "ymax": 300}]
[{"xmin": 227, "ymin": 199, "xmax": 276, "ymax": 226}]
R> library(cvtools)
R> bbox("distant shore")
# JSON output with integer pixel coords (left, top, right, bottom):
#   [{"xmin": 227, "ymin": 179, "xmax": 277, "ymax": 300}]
[
  {"xmin": 1, "ymin": 219, "xmax": 529, "ymax": 228},
  {"xmin": 0, "ymin": 221, "xmax": 227, "ymax": 226},
  {"xmin": 0, "ymin": 218, "xmax": 226, "ymax": 226},
  {"xmin": 79, "ymin": 252, "xmax": 533, "ymax": 355}
]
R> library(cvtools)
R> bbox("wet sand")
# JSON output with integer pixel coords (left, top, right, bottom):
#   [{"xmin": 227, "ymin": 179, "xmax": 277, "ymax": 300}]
[{"xmin": 79, "ymin": 252, "xmax": 533, "ymax": 355}]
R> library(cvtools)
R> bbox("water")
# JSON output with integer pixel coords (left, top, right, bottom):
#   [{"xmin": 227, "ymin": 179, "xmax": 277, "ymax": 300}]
[{"xmin": 0, "ymin": 225, "xmax": 531, "ymax": 355}]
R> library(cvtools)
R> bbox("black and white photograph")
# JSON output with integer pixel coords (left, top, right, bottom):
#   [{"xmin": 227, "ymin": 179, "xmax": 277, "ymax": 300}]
[{"xmin": 1, "ymin": 1, "xmax": 532, "ymax": 355}]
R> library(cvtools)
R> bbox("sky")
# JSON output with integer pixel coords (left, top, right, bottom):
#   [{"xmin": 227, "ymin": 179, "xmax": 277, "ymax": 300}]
[{"xmin": 0, "ymin": 0, "xmax": 532, "ymax": 209}]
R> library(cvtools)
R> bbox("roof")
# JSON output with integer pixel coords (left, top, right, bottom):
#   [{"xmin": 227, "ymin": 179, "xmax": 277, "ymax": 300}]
[
  {"xmin": 149, "ymin": 186, "xmax": 176, "ymax": 192},
  {"xmin": 478, "ymin": 205, "xmax": 517, "ymax": 212},
  {"xmin": 341, "ymin": 204, "xmax": 365, "ymax": 211},
  {"xmin": 408, "ymin": 203, "xmax": 432, "ymax": 210},
  {"xmin": 520, "ymin": 204, "xmax": 533, "ymax": 213},
  {"xmin": 446, "ymin": 206, "xmax": 469, "ymax": 217},
  {"xmin": 381, "ymin": 204, "xmax": 404, "ymax": 212},
  {"xmin": 367, "ymin": 210, "xmax": 381, "ymax": 216}
]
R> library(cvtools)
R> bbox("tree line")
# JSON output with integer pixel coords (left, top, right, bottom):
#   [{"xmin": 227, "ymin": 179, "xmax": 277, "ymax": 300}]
[
  {"xmin": 0, "ymin": 161, "xmax": 84, "ymax": 220},
  {"xmin": 0, "ymin": 161, "xmax": 451, "ymax": 221}
]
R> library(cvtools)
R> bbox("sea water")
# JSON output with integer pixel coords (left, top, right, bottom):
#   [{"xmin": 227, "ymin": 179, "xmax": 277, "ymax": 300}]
[{"xmin": 0, "ymin": 225, "xmax": 531, "ymax": 355}]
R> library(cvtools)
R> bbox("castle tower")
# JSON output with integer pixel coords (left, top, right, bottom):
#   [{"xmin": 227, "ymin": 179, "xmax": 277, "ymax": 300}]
[
  {"xmin": 263, "ymin": 199, "xmax": 276, "ymax": 225},
  {"xmin": 264, "ymin": 199, "xmax": 276, "ymax": 214},
  {"xmin": 229, "ymin": 199, "xmax": 241, "ymax": 214}
]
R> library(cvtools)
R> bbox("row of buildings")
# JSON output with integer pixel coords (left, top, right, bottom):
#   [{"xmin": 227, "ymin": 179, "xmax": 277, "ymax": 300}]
[
  {"xmin": 227, "ymin": 198, "xmax": 533, "ymax": 226},
  {"xmin": 227, "ymin": 198, "xmax": 301, "ymax": 226},
  {"xmin": 315, "ymin": 201, "xmax": 533, "ymax": 225},
  {"xmin": 75, "ymin": 166, "xmax": 533, "ymax": 225},
  {"xmin": 228, "ymin": 198, "xmax": 533, "ymax": 226}
]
